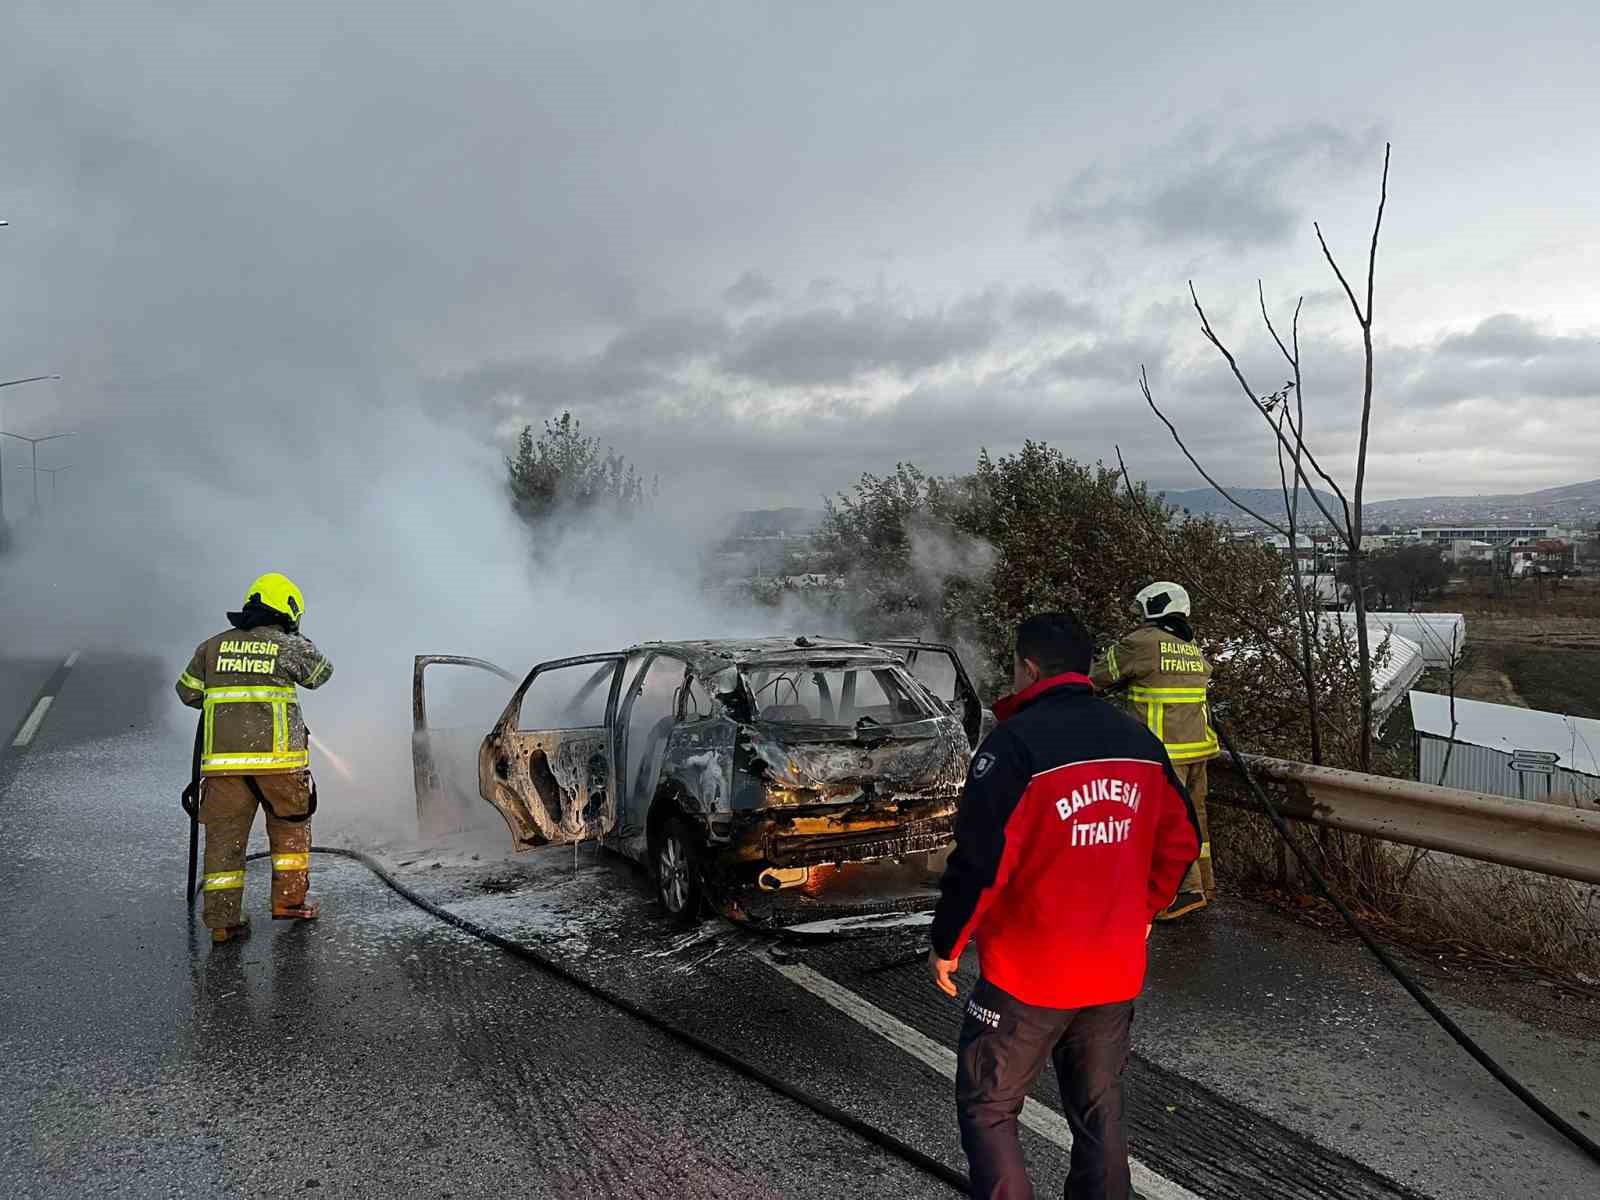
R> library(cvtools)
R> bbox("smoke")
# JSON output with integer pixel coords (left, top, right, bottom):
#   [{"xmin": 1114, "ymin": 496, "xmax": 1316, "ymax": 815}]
[
  {"xmin": 0, "ymin": 3, "xmax": 1020, "ymax": 848},
  {"xmin": 0, "ymin": 382, "xmax": 821, "ymax": 842},
  {"xmin": 906, "ymin": 520, "xmax": 997, "ymax": 605}
]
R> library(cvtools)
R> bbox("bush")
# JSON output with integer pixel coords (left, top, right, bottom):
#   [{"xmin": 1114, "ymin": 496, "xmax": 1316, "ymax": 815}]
[{"xmin": 816, "ymin": 442, "xmax": 1302, "ymax": 712}]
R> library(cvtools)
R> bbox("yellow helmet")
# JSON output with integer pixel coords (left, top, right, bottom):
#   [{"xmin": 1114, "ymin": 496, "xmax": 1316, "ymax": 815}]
[{"xmin": 244, "ymin": 572, "xmax": 305, "ymax": 623}]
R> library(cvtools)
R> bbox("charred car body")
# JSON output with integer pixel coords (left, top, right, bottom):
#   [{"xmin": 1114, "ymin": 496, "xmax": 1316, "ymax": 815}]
[{"xmin": 413, "ymin": 638, "xmax": 988, "ymax": 922}]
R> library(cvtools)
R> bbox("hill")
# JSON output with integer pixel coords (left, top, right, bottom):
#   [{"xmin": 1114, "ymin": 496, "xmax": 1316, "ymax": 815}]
[
  {"xmin": 1157, "ymin": 479, "xmax": 1600, "ymax": 529},
  {"xmin": 1364, "ymin": 479, "xmax": 1600, "ymax": 526},
  {"xmin": 1156, "ymin": 487, "xmax": 1341, "ymax": 525}
]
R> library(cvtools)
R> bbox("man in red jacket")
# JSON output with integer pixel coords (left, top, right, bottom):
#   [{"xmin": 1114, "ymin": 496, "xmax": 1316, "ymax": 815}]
[{"xmin": 930, "ymin": 611, "xmax": 1200, "ymax": 1200}]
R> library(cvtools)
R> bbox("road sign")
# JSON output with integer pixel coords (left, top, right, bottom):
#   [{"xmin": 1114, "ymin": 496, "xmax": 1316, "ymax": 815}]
[{"xmin": 1510, "ymin": 749, "xmax": 1559, "ymax": 775}]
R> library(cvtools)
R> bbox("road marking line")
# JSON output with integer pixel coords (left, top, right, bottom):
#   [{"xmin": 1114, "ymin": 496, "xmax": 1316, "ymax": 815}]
[
  {"xmin": 764, "ymin": 958, "xmax": 1203, "ymax": 1200},
  {"xmin": 13, "ymin": 696, "xmax": 55, "ymax": 748},
  {"xmin": 63, "ymin": 650, "xmax": 80, "ymax": 670}
]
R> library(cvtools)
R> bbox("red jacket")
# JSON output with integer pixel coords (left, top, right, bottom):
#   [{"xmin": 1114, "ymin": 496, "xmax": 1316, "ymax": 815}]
[{"xmin": 931, "ymin": 674, "xmax": 1200, "ymax": 1008}]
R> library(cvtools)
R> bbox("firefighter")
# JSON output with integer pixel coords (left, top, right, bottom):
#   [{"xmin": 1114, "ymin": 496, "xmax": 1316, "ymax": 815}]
[
  {"xmin": 176, "ymin": 573, "xmax": 333, "ymax": 944},
  {"xmin": 1090, "ymin": 582, "xmax": 1217, "ymax": 920}
]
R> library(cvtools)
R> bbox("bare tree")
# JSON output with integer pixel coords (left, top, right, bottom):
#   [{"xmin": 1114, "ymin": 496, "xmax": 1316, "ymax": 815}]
[{"xmin": 1138, "ymin": 144, "xmax": 1392, "ymax": 771}]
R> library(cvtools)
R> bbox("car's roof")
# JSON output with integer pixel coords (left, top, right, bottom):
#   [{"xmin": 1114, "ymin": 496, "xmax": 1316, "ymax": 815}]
[{"xmin": 624, "ymin": 637, "xmax": 904, "ymax": 673}]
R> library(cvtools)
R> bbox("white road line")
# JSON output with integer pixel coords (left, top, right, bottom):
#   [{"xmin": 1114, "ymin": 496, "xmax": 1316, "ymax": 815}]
[
  {"xmin": 63, "ymin": 650, "xmax": 80, "ymax": 670},
  {"xmin": 13, "ymin": 696, "xmax": 55, "ymax": 748},
  {"xmin": 764, "ymin": 958, "xmax": 1203, "ymax": 1200}
]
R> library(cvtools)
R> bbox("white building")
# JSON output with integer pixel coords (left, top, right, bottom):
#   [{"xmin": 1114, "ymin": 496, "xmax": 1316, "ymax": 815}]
[
  {"xmin": 1411, "ymin": 691, "xmax": 1600, "ymax": 807},
  {"xmin": 1309, "ymin": 614, "xmax": 1427, "ymax": 729},
  {"xmin": 1363, "ymin": 612, "xmax": 1466, "ymax": 668},
  {"xmin": 1412, "ymin": 525, "xmax": 1553, "ymax": 546}
]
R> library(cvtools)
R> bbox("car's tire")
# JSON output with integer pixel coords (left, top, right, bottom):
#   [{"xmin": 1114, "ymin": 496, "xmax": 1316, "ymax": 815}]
[{"xmin": 654, "ymin": 815, "xmax": 705, "ymax": 925}]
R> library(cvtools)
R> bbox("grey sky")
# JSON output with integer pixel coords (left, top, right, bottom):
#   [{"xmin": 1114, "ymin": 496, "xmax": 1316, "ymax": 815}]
[{"xmin": 5, "ymin": 0, "xmax": 1600, "ymax": 515}]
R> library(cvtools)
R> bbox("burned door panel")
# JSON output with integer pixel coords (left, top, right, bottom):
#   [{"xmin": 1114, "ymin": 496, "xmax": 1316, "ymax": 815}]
[
  {"xmin": 479, "ymin": 653, "xmax": 625, "ymax": 850},
  {"xmin": 479, "ymin": 727, "xmax": 612, "ymax": 848},
  {"xmin": 412, "ymin": 655, "xmax": 517, "ymax": 837}
]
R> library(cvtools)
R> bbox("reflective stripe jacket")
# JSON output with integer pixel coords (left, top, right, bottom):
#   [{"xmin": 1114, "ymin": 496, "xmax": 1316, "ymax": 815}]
[
  {"xmin": 175, "ymin": 626, "xmax": 333, "ymax": 775},
  {"xmin": 930, "ymin": 674, "xmax": 1201, "ymax": 1008},
  {"xmin": 1090, "ymin": 624, "xmax": 1218, "ymax": 763}
]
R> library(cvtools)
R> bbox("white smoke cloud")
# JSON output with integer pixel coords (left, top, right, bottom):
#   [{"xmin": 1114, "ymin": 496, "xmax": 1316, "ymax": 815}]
[{"xmin": 0, "ymin": 389, "xmax": 828, "ymax": 843}]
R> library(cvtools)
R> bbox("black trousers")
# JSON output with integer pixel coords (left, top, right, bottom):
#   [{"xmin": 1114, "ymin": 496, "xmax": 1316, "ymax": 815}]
[{"xmin": 956, "ymin": 977, "xmax": 1134, "ymax": 1200}]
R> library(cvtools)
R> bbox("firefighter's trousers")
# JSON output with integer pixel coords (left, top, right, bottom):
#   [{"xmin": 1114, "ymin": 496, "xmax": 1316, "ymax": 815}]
[
  {"xmin": 199, "ymin": 772, "xmax": 313, "ymax": 929},
  {"xmin": 1176, "ymin": 760, "xmax": 1215, "ymax": 898}
]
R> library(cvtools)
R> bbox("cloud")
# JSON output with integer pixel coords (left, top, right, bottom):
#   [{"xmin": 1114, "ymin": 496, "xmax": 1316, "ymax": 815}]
[
  {"xmin": 1034, "ymin": 123, "xmax": 1382, "ymax": 249},
  {"xmin": 447, "ymin": 285, "xmax": 1016, "ymax": 419},
  {"xmin": 718, "ymin": 297, "xmax": 1002, "ymax": 387},
  {"xmin": 723, "ymin": 270, "xmax": 778, "ymax": 308},
  {"xmin": 600, "ymin": 312, "xmax": 728, "ymax": 368},
  {"xmin": 3, "ymin": 4, "xmax": 1596, "ymax": 528},
  {"xmin": 1009, "ymin": 287, "xmax": 1098, "ymax": 330},
  {"xmin": 1436, "ymin": 313, "xmax": 1573, "ymax": 362},
  {"xmin": 1396, "ymin": 315, "xmax": 1600, "ymax": 409},
  {"xmin": 1036, "ymin": 338, "xmax": 1166, "ymax": 385}
]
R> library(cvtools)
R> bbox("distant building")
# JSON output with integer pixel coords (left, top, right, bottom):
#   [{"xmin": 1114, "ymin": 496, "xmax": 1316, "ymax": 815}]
[
  {"xmin": 1412, "ymin": 525, "xmax": 1552, "ymax": 546},
  {"xmin": 1503, "ymin": 537, "xmax": 1574, "ymax": 576},
  {"xmin": 1447, "ymin": 539, "xmax": 1495, "ymax": 564},
  {"xmin": 1361, "ymin": 533, "xmax": 1413, "ymax": 551}
]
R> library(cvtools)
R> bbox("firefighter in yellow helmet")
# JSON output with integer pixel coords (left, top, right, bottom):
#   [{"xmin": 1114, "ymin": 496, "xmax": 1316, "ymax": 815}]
[
  {"xmin": 1091, "ymin": 582, "xmax": 1218, "ymax": 920},
  {"xmin": 175, "ymin": 573, "xmax": 333, "ymax": 944}
]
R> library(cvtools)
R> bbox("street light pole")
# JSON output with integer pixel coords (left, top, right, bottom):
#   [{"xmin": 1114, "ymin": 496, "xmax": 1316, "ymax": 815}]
[
  {"xmin": 42, "ymin": 465, "xmax": 69, "ymax": 503},
  {"xmin": 12, "ymin": 462, "xmax": 71, "ymax": 506},
  {"xmin": 0, "ymin": 431, "xmax": 73, "ymax": 516},
  {"xmin": 0, "ymin": 376, "xmax": 62, "ymax": 526}
]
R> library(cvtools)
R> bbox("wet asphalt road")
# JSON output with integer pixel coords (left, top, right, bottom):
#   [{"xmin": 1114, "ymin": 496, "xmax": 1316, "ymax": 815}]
[
  {"xmin": 0, "ymin": 653, "xmax": 955, "ymax": 1198},
  {"xmin": 2, "ymin": 651, "xmax": 1597, "ymax": 1198}
]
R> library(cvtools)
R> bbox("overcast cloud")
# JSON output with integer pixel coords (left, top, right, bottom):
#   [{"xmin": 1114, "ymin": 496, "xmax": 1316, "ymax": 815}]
[{"xmin": 5, "ymin": 0, "xmax": 1600, "ymax": 524}]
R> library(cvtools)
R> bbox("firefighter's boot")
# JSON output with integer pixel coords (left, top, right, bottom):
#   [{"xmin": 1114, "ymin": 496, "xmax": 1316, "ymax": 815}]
[
  {"xmin": 211, "ymin": 917, "xmax": 252, "ymax": 944},
  {"xmin": 272, "ymin": 895, "xmax": 321, "ymax": 921}
]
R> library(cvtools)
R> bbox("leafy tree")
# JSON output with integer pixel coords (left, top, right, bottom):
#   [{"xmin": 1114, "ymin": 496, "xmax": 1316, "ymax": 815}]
[
  {"xmin": 1338, "ymin": 545, "xmax": 1448, "ymax": 609},
  {"xmin": 505, "ymin": 412, "xmax": 653, "ymax": 523}
]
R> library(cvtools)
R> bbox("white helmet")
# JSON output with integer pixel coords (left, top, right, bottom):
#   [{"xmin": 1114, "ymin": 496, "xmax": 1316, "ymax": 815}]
[{"xmin": 1133, "ymin": 581, "xmax": 1191, "ymax": 620}]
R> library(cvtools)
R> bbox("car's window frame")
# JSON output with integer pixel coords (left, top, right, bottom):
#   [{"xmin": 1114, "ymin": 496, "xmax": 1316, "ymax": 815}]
[{"xmin": 740, "ymin": 659, "xmax": 937, "ymax": 727}]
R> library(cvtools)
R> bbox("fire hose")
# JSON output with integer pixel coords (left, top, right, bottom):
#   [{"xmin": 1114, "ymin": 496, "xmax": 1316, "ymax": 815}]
[
  {"xmin": 192, "ymin": 725, "xmax": 1600, "ymax": 1189},
  {"xmin": 210, "ymin": 843, "xmax": 974, "ymax": 1196}
]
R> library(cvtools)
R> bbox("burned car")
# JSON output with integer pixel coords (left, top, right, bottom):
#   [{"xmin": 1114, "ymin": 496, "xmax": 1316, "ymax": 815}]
[{"xmin": 412, "ymin": 638, "xmax": 988, "ymax": 922}]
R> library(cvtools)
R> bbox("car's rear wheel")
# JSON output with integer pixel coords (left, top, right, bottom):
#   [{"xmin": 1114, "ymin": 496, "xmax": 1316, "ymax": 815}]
[{"xmin": 655, "ymin": 816, "xmax": 705, "ymax": 925}]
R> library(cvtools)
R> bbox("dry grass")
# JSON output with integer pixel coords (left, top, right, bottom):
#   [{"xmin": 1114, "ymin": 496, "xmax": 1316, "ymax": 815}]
[
  {"xmin": 1438, "ymin": 575, "xmax": 1600, "ymax": 622},
  {"xmin": 1213, "ymin": 805, "xmax": 1600, "ymax": 983}
]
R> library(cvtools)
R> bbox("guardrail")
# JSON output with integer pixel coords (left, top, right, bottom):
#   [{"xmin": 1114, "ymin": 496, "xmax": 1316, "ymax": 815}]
[{"xmin": 1210, "ymin": 754, "xmax": 1600, "ymax": 885}]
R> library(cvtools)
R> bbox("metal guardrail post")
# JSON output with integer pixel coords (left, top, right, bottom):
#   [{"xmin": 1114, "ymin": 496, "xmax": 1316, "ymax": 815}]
[{"xmin": 1210, "ymin": 754, "xmax": 1600, "ymax": 885}]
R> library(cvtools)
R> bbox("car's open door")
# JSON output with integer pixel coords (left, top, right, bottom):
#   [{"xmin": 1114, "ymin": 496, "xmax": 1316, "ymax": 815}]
[
  {"xmin": 872, "ymin": 640, "xmax": 990, "ymax": 748},
  {"xmin": 479, "ymin": 653, "xmax": 628, "ymax": 849},
  {"xmin": 413, "ymin": 655, "xmax": 519, "ymax": 837}
]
